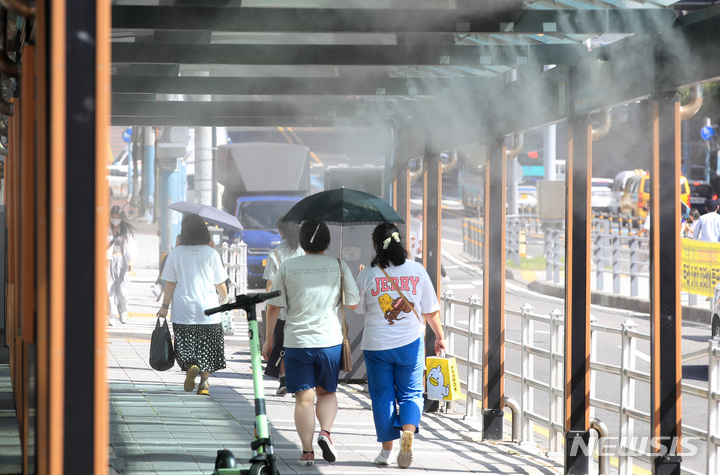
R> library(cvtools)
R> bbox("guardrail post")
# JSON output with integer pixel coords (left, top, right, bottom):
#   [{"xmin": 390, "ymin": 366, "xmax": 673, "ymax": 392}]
[
  {"xmin": 462, "ymin": 217, "xmax": 469, "ymax": 256},
  {"xmin": 466, "ymin": 294, "xmax": 483, "ymax": 419},
  {"xmin": 520, "ymin": 303, "xmax": 535, "ymax": 445},
  {"xmin": 594, "ymin": 230, "xmax": 604, "ymax": 293},
  {"xmin": 443, "ymin": 289, "xmax": 456, "ymax": 348},
  {"xmin": 508, "ymin": 216, "xmax": 519, "ymax": 266},
  {"xmin": 545, "ymin": 227, "xmax": 554, "ymax": 282},
  {"xmin": 629, "ymin": 236, "xmax": 640, "ymax": 297},
  {"xmin": 589, "ymin": 315, "xmax": 598, "ymax": 422},
  {"xmin": 442, "ymin": 290, "xmax": 457, "ymax": 412},
  {"xmin": 708, "ymin": 338, "xmax": 720, "ymax": 475},
  {"xmin": 613, "ymin": 234, "xmax": 621, "ymax": 294},
  {"xmin": 619, "ymin": 319, "xmax": 637, "ymax": 475},
  {"xmin": 549, "ymin": 308, "xmax": 564, "ymax": 456}
]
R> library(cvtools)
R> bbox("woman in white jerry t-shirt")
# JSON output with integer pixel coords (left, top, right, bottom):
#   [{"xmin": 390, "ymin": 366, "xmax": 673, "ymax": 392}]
[
  {"xmin": 355, "ymin": 222, "xmax": 447, "ymax": 469},
  {"xmin": 157, "ymin": 214, "xmax": 229, "ymax": 396}
]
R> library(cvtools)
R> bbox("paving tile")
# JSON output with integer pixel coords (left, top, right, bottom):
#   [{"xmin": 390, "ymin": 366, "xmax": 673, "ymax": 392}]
[{"xmin": 98, "ymin": 253, "xmax": 566, "ymax": 475}]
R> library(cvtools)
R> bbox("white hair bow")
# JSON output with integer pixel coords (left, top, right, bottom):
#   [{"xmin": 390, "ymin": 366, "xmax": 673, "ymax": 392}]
[{"xmin": 382, "ymin": 232, "xmax": 400, "ymax": 249}]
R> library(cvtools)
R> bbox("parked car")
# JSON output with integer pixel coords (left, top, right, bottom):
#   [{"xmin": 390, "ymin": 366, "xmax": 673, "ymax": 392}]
[
  {"xmin": 619, "ymin": 169, "xmax": 690, "ymax": 220},
  {"xmin": 107, "ymin": 149, "xmax": 141, "ymax": 177},
  {"xmin": 591, "ymin": 178, "xmax": 613, "ymax": 212},
  {"xmin": 688, "ymin": 181, "xmax": 716, "ymax": 214},
  {"xmin": 106, "ymin": 150, "xmax": 141, "ymax": 198},
  {"xmin": 610, "ymin": 170, "xmax": 636, "ymax": 215},
  {"xmin": 712, "ymin": 281, "xmax": 720, "ymax": 338},
  {"xmin": 618, "ymin": 171, "xmax": 646, "ymax": 218}
]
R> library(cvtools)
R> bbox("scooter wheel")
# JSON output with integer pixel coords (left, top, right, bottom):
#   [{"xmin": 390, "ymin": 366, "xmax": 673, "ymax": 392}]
[
  {"xmin": 215, "ymin": 449, "xmax": 237, "ymax": 469},
  {"xmin": 249, "ymin": 462, "xmax": 271, "ymax": 475}
]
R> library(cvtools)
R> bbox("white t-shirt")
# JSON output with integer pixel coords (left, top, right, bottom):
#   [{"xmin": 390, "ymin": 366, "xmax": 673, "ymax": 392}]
[
  {"xmin": 694, "ymin": 211, "xmax": 720, "ymax": 242},
  {"xmin": 355, "ymin": 260, "xmax": 440, "ymax": 351},
  {"xmin": 263, "ymin": 243, "xmax": 305, "ymax": 321},
  {"xmin": 263, "ymin": 243, "xmax": 305, "ymax": 281},
  {"xmin": 161, "ymin": 245, "xmax": 229, "ymax": 325},
  {"xmin": 267, "ymin": 254, "xmax": 360, "ymax": 349}
]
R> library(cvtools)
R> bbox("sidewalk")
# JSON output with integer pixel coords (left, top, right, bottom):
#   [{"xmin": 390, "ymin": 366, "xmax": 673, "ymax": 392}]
[{"xmin": 105, "ymin": 218, "xmax": 564, "ymax": 474}]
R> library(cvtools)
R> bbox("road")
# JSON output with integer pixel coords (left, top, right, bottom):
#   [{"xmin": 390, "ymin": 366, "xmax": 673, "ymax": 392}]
[{"xmin": 437, "ymin": 203, "xmax": 712, "ymax": 474}]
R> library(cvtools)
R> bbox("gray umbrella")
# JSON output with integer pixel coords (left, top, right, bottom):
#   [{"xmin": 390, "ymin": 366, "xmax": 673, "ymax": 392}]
[{"xmin": 168, "ymin": 201, "xmax": 243, "ymax": 232}]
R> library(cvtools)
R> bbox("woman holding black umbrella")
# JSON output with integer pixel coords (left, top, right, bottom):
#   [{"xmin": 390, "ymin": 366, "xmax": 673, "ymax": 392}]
[
  {"xmin": 354, "ymin": 222, "xmax": 446, "ymax": 469},
  {"xmin": 262, "ymin": 220, "xmax": 360, "ymax": 467}
]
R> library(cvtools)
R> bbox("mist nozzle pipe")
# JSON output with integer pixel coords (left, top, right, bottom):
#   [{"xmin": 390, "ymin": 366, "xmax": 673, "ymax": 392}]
[
  {"xmin": 506, "ymin": 133, "xmax": 523, "ymax": 160},
  {"xmin": 591, "ymin": 109, "xmax": 612, "ymax": 142},
  {"xmin": 0, "ymin": 0, "xmax": 35, "ymax": 18},
  {"xmin": 680, "ymin": 85, "xmax": 703, "ymax": 120},
  {"xmin": 408, "ymin": 157, "xmax": 424, "ymax": 181},
  {"xmin": 441, "ymin": 149, "xmax": 458, "ymax": 173}
]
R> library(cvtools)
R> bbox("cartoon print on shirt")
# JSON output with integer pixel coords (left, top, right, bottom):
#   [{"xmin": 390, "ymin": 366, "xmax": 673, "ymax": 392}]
[{"xmin": 378, "ymin": 292, "xmax": 415, "ymax": 325}]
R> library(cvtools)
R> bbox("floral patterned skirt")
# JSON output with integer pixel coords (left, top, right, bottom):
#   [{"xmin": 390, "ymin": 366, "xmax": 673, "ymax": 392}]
[{"xmin": 172, "ymin": 323, "xmax": 226, "ymax": 373}]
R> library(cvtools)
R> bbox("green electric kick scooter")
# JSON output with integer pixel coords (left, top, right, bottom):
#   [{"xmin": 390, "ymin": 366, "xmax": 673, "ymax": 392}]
[{"xmin": 205, "ymin": 290, "xmax": 282, "ymax": 475}]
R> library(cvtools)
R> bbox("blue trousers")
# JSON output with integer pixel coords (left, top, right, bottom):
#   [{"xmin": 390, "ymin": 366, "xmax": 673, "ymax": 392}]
[{"xmin": 363, "ymin": 337, "xmax": 424, "ymax": 442}]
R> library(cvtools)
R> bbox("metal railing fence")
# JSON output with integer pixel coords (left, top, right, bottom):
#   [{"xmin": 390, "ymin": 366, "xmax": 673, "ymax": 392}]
[
  {"xmin": 440, "ymin": 290, "xmax": 719, "ymax": 475},
  {"xmin": 220, "ymin": 241, "xmax": 248, "ymax": 335},
  {"xmin": 221, "ymin": 240, "xmax": 248, "ymax": 297},
  {"xmin": 461, "ymin": 211, "xmax": 706, "ymax": 303}
]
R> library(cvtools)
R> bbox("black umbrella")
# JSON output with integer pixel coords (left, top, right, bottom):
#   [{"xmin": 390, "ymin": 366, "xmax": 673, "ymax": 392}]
[
  {"xmin": 281, "ymin": 188, "xmax": 404, "ymax": 225},
  {"xmin": 168, "ymin": 201, "xmax": 243, "ymax": 232}
]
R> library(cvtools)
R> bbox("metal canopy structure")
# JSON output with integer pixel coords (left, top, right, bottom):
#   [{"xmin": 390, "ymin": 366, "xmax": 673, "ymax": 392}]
[
  {"xmin": 110, "ymin": 0, "xmax": 703, "ymax": 141},
  {"xmin": 6, "ymin": 1, "xmax": 720, "ymax": 474}
]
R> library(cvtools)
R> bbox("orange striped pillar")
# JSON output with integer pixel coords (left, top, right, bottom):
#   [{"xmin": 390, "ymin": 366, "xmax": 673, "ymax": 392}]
[{"xmin": 649, "ymin": 93, "xmax": 682, "ymax": 475}]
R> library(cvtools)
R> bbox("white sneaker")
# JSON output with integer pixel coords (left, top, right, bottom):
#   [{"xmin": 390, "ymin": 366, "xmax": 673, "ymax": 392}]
[
  {"xmin": 107, "ymin": 316, "xmax": 116, "ymax": 326},
  {"xmin": 373, "ymin": 450, "xmax": 395, "ymax": 466},
  {"xmin": 119, "ymin": 312, "xmax": 128, "ymax": 324}
]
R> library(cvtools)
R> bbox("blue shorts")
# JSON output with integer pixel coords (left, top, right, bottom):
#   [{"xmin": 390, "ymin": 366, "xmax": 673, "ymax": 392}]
[{"xmin": 283, "ymin": 344, "xmax": 342, "ymax": 394}]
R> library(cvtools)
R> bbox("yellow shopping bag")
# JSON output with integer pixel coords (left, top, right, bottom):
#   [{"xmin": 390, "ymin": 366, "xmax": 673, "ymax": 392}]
[{"xmin": 425, "ymin": 352, "xmax": 464, "ymax": 401}]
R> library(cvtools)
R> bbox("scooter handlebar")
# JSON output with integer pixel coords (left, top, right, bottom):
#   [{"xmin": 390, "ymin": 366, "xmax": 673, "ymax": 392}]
[{"xmin": 204, "ymin": 290, "xmax": 282, "ymax": 315}]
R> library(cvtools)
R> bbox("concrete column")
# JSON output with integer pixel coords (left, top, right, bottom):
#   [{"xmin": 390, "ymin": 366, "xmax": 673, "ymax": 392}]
[
  {"xmin": 194, "ymin": 125, "xmax": 212, "ymax": 206},
  {"xmin": 142, "ymin": 126, "xmax": 155, "ymax": 215},
  {"xmin": 159, "ymin": 158, "xmax": 186, "ymax": 257},
  {"xmin": 544, "ymin": 125, "xmax": 557, "ymax": 181}
]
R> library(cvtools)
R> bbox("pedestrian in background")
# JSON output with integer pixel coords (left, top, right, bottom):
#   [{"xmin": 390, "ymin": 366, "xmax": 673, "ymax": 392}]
[
  {"xmin": 157, "ymin": 213, "xmax": 229, "ymax": 396},
  {"xmin": 263, "ymin": 218, "xmax": 304, "ymax": 395},
  {"xmin": 262, "ymin": 220, "xmax": 360, "ymax": 467},
  {"xmin": 354, "ymin": 222, "xmax": 447, "ymax": 469},
  {"xmin": 683, "ymin": 208, "xmax": 701, "ymax": 238},
  {"xmin": 107, "ymin": 205, "xmax": 137, "ymax": 326},
  {"xmin": 694, "ymin": 199, "xmax": 720, "ymax": 241}
]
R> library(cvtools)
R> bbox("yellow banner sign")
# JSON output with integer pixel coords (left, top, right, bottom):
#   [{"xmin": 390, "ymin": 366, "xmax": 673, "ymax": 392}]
[{"xmin": 681, "ymin": 238, "xmax": 720, "ymax": 297}]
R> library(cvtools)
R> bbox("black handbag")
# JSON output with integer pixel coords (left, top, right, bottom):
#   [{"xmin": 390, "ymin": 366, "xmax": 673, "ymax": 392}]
[{"xmin": 149, "ymin": 317, "xmax": 175, "ymax": 371}]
